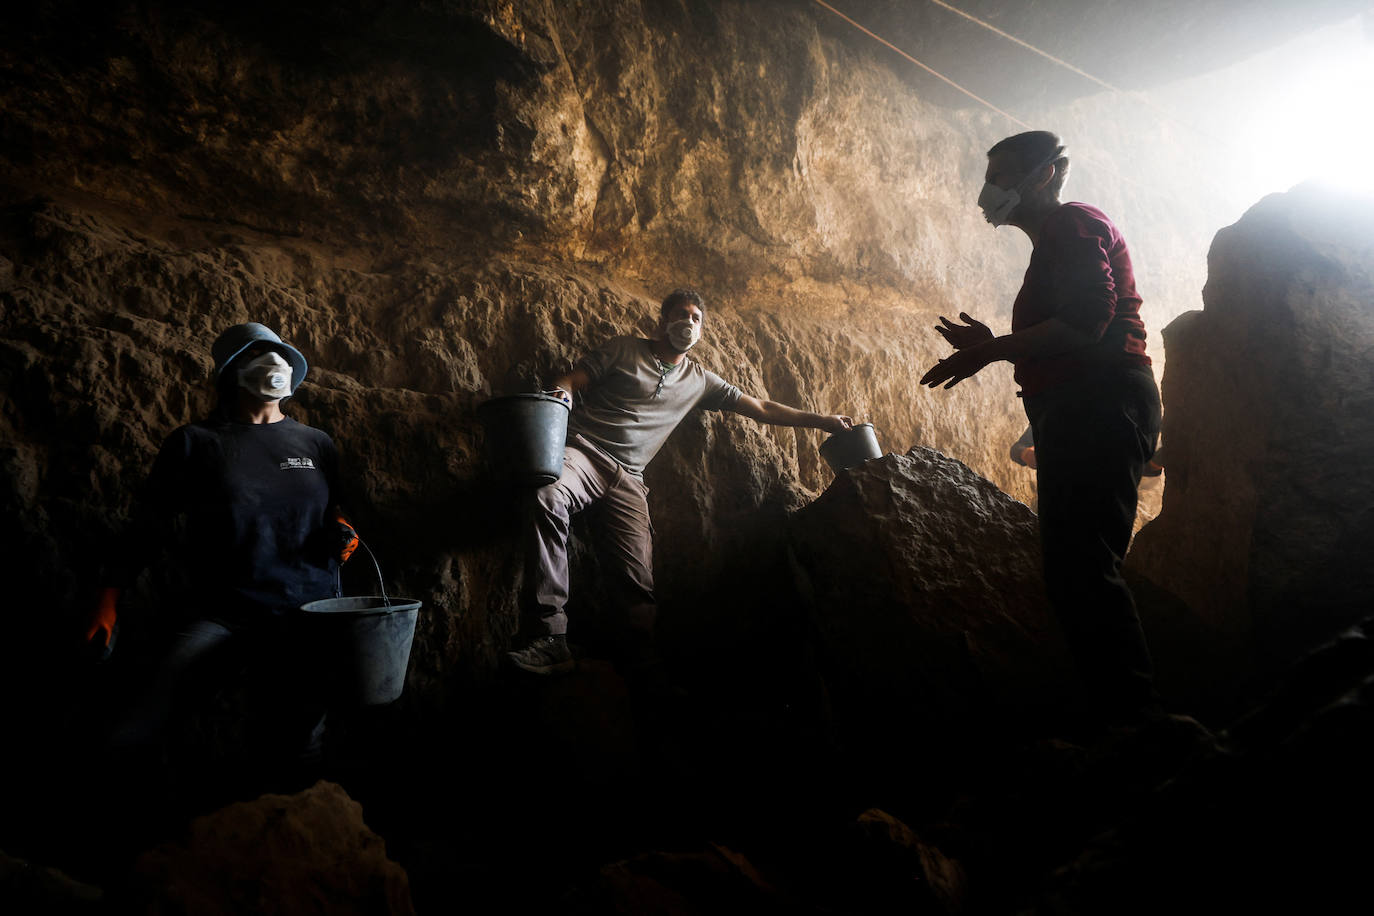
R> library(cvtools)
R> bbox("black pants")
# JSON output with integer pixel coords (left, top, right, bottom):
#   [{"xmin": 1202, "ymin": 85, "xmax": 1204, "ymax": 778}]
[
  {"xmin": 1025, "ymin": 367, "xmax": 1162, "ymax": 719},
  {"xmin": 106, "ymin": 613, "xmax": 326, "ymax": 786}
]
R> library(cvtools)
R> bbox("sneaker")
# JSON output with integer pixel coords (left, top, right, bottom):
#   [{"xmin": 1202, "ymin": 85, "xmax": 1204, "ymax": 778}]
[{"xmin": 506, "ymin": 635, "xmax": 575, "ymax": 675}]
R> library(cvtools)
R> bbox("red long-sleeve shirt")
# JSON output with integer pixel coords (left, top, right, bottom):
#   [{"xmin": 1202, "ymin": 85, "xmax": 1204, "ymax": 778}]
[{"xmin": 1011, "ymin": 202, "xmax": 1151, "ymax": 397}]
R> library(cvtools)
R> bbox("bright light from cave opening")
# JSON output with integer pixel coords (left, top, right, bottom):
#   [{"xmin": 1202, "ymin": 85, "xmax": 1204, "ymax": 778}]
[{"xmin": 1228, "ymin": 16, "xmax": 1374, "ymax": 198}]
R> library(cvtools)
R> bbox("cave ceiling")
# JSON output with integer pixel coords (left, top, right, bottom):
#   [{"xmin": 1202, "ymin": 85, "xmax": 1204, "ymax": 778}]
[
  {"xmin": 823, "ymin": 0, "xmax": 1372, "ymax": 108},
  {"xmin": 10, "ymin": 1, "xmax": 1371, "ymax": 114}
]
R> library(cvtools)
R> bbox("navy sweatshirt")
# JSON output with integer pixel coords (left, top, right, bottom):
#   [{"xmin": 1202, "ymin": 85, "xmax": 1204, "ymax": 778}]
[{"xmin": 111, "ymin": 415, "xmax": 341, "ymax": 616}]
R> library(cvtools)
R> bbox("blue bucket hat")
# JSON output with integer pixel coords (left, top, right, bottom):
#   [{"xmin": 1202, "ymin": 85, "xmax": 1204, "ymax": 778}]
[{"xmin": 211, "ymin": 322, "xmax": 309, "ymax": 394}]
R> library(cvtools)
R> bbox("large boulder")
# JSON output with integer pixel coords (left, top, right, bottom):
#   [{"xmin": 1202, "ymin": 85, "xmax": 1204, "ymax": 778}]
[
  {"xmin": 1130, "ymin": 185, "xmax": 1374, "ymax": 687},
  {"xmin": 133, "ymin": 781, "xmax": 414, "ymax": 915},
  {"xmin": 788, "ymin": 447, "xmax": 1075, "ymax": 765}
]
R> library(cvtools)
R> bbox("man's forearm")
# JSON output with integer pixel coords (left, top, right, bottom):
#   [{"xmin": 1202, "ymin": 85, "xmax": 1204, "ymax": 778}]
[
  {"xmin": 550, "ymin": 366, "xmax": 592, "ymax": 397},
  {"xmin": 983, "ymin": 318, "xmax": 1095, "ymax": 365},
  {"xmin": 755, "ymin": 401, "xmax": 829, "ymax": 428}
]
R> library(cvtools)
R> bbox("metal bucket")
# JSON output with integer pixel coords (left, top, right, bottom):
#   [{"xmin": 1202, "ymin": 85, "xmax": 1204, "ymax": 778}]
[
  {"xmin": 819, "ymin": 422, "xmax": 883, "ymax": 472},
  {"xmin": 477, "ymin": 393, "xmax": 571, "ymax": 486},
  {"xmin": 299, "ymin": 541, "xmax": 421, "ymax": 706}
]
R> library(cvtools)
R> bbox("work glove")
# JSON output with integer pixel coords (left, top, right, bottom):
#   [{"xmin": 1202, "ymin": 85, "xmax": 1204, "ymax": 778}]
[
  {"xmin": 336, "ymin": 513, "xmax": 359, "ymax": 564},
  {"xmin": 84, "ymin": 586, "xmax": 120, "ymax": 661}
]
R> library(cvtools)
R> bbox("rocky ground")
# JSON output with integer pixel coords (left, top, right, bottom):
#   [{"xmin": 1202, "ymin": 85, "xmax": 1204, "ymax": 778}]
[{"xmin": 5, "ymin": 441, "xmax": 1372, "ymax": 914}]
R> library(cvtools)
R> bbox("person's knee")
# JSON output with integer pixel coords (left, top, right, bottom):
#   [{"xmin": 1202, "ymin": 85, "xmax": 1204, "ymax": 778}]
[
  {"xmin": 529, "ymin": 483, "xmax": 570, "ymax": 521},
  {"xmin": 606, "ymin": 561, "xmax": 655, "ymax": 604}
]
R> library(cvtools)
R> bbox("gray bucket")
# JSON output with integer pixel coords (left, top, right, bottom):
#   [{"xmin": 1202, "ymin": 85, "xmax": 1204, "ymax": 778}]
[
  {"xmin": 819, "ymin": 422, "xmax": 883, "ymax": 472},
  {"xmin": 477, "ymin": 393, "xmax": 571, "ymax": 486},
  {"xmin": 299, "ymin": 541, "xmax": 421, "ymax": 706}
]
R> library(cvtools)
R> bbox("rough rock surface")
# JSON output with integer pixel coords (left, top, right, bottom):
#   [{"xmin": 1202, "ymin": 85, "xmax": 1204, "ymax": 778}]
[
  {"xmin": 789, "ymin": 448, "xmax": 1074, "ymax": 755},
  {"xmin": 1130, "ymin": 185, "xmax": 1374, "ymax": 688},
  {"xmin": 132, "ymin": 781, "xmax": 414, "ymax": 916},
  {"xmin": 0, "ymin": 196, "xmax": 1009, "ymax": 699}
]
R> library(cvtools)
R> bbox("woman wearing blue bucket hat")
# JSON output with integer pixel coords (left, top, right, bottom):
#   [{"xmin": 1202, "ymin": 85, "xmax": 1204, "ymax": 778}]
[{"xmin": 88, "ymin": 321, "xmax": 357, "ymax": 792}]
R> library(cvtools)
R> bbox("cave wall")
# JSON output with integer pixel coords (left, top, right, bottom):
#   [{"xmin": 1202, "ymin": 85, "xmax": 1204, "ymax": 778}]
[{"xmin": 0, "ymin": 0, "xmax": 1260, "ymax": 698}]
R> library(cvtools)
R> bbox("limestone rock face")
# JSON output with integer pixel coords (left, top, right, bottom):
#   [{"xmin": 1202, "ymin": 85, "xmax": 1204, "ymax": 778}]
[
  {"xmin": 789, "ymin": 448, "xmax": 1074, "ymax": 750},
  {"xmin": 1130, "ymin": 185, "xmax": 1374, "ymax": 681},
  {"xmin": 133, "ymin": 781, "xmax": 414, "ymax": 916},
  {"xmin": 0, "ymin": 197, "xmax": 1008, "ymax": 702}
]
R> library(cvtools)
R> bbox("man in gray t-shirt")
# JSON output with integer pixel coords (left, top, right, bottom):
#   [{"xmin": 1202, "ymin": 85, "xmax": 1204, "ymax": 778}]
[{"xmin": 508, "ymin": 288, "xmax": 852, "ymax": 679}]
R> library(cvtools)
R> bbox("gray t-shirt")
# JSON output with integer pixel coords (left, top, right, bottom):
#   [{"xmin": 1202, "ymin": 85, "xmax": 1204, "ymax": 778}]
[{"xmin": 567, "ymin": 336, "xmax": 743, "ymax": 477}]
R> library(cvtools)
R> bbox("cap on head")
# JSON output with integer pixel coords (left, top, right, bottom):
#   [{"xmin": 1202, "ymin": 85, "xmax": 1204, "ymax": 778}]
[{"xmin": 211, "ymin": 322, "xmax": 309, "ymax": 394}]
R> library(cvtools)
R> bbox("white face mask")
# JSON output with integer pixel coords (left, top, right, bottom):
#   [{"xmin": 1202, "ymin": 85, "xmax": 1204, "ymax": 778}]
[
  {"xmin": 665, "ymin": 317, "xmax": 701, "ymax": 353},
  {"xmin": 237, "ymin": 351, "xmax": 293, "ymax": 401},
  {"xmin": 977, "ymin": 181, "xmax": 1021, "ymax": 227},
  {"xmin": 978, "ymin": 148, "xmax": 1064, "ymax": 227}
]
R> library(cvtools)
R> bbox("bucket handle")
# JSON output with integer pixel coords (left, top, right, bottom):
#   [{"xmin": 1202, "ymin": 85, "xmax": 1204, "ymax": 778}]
[
  {"xmin": 333, "ymin": 536, "xmax": 395, "ymax": 609},
  {"xmin": 362, "ymin": 537, "xmax": 394, "ymax": 608}
]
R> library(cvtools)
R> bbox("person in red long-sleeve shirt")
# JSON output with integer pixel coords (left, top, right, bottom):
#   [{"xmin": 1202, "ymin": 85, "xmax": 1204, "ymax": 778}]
[{"xmin": 920, "ymin": 130, "xmax": 1163, "ymax": 725}]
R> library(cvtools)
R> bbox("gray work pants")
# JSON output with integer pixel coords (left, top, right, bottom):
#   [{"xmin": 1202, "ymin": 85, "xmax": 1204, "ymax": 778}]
[{"xmin": 525, "ymin": 439, "xmax": 656, "ymax": 659}]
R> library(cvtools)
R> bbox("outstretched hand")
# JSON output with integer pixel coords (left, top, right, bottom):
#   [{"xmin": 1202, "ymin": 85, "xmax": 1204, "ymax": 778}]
[
  {"xmin": 822, "ymin": 415, "xmax": 854, "ymax": 435},
  {"xmin": 935, "ymin": 313, "xmax": 993, "ymax": 350},
  {"xmin": 920, "ymin": 347, "xmax": 993, "ymax": 390}
]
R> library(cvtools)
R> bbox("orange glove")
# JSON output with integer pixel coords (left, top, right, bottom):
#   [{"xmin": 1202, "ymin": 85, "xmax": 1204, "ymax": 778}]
[
  {"xmin": 85, "ymin": 586, "xmax": 120, "ymax": 659},
  {"xmin": 336, "ymin": 513, "xmax": 359, "ymax": 564}
]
